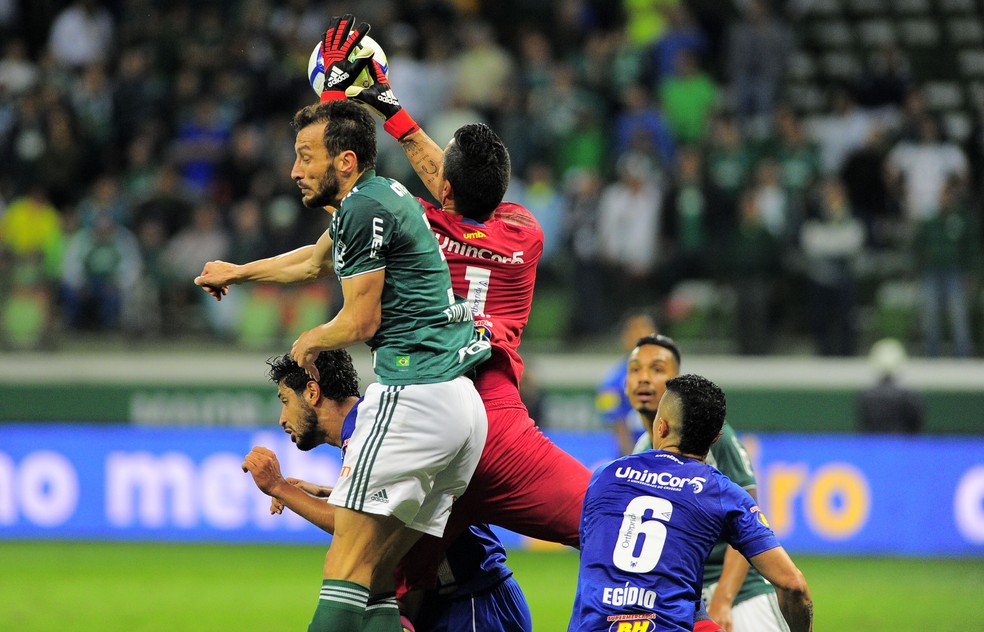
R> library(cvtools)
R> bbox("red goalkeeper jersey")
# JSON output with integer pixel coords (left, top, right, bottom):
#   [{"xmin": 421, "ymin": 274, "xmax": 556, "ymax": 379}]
[{"xmin": 422, "ymin": 200, "xmax": 543, "ymax": 404}]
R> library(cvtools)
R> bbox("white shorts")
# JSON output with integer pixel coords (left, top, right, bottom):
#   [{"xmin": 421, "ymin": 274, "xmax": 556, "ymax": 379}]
[
  {"xmin": 703, "ymin": 584, "xmax": 790, "ymax": 632},
  {"xmin": 328, "ymin": 376, "xmax": 487, "ymax": 537}
]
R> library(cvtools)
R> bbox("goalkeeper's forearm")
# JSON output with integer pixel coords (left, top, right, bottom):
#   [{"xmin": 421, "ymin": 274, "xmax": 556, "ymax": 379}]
[
  {"xmin": 236, "ymin": 245, "xmax": 329, "ymax": 285},
  {"xmin": 399, "ymin": 129, "xmax": 444, "ymax": 201}
]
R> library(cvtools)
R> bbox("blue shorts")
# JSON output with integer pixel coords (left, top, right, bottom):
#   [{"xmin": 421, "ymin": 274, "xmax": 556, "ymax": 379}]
[{"xmin": 417, "ymin": 576, "xmax": 532, "ymax": 632}]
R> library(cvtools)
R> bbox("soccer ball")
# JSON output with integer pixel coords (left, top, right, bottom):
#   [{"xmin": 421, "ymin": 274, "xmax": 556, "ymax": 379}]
[{"xmin": 307, "ymin": 35, "xmax": 388, "ymax": 97}]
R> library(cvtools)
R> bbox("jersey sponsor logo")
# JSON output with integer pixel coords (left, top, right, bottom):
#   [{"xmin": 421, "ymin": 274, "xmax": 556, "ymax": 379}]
[
  {"xmin": 462, "ymin": 229, "xmax": 486, "ymax": 239},
  {"xmin": 615, "ymin": 465, "xmax": 706, "ymax": 493},
  {"xmin": 603, "ymin": 583, "xmax": 658, "ymax": 609},
  {"xmin": 434, "ymin": 233, "xmax": 525, "ymax": 264},
  {"xmin": 368, "ymin": 489, "xmax": 389, "ymax": 504},
  {"xmin": 605, "ymin": 613, "xmax": 655, "ymax": 632},
  {"xmin": 339, "ymin": 465, "xmax": 352, "ymax": 478},
  {"xmin": 370, "ymin": 216, "xmax": 385, "ymax": 259},
  {"xmin": 751, "ymin": 505, "xmax": 771, "ymax": 527}
]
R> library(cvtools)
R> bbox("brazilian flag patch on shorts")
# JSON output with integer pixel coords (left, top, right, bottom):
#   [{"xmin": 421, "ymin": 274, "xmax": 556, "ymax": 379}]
[{"xmin": 396, "ymin": 356, "xmax": 410, "ymax": 367}]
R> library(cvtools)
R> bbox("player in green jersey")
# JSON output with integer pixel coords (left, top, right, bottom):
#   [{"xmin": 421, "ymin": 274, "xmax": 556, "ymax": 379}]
[
  {"xmin": 196, "ymin": 95, "xmax": 491, "ymax": 632},
  {"xmin": 627, "ymin": 334, "xmax": 790, "ymax": 632}
]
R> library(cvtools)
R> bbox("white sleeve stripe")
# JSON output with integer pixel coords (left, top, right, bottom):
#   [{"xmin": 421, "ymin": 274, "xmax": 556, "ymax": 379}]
[{"xmin": 337, "ymin": 265, "xmax": 386, "ymax": 279}]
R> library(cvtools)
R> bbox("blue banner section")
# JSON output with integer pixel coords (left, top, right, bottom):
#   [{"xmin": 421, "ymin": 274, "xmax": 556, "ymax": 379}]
[{"xmin": 1, "ymin": 425, "xmax": 982, "ymax": 555}]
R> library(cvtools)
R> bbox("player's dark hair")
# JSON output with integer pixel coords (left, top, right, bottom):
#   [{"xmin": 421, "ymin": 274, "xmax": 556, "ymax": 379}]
[
  {"xmin": 636, "ymin": 333, "xmax": 682, "ymax": 368},
  {"xmin": 292, "ymin": 101, "xmax": 377, "ymax": 172},
  {"xmin": 266, "ymin": 350, "xmax": 361, "ymax": 402},
  {"xmin": 443, "ymin": 123, "xmax": 510, "ymax": 221},
  {"xmin": 665, "ymin": 374, "xmax": 726, "ymax": 456}
]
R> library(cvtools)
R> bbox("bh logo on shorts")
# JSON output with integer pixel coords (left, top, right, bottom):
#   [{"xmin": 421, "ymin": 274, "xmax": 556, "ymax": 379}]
[{"xmin": 606, "ymin": 613, "xmax": 655, "ymax": 632}]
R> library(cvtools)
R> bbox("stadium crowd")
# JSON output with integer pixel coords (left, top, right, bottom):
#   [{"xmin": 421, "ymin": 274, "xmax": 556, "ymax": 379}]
[{"xmin": 0, "ymin": 0, "xmax": 981, "ymax": 356}]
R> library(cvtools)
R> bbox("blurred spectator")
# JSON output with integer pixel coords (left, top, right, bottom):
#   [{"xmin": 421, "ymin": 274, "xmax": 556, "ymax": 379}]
[
  {"xmin": 561, "ymin": 168, "xmax": 609, "ymax": 340},
  {"xmin": 840, "ymin": 126, "xmax": 892, "ymax": 247},
  {"xmin": 798, "ymin": 179, "xmax": 865, "ymax": 356},
  {"xmin": 170, "ymin": 97, "xmax": 231, "ymax": 194},
  {"xmin": 452, "ymin": 20, "xmax": 515, "ymax": 120},
  {"xmin": 37, "ymin": 106, "xmax": 88, "ymax": 209},
  {"xmin": 596, "ymin": 311, "xmax": 658, "ymax": 456},
  {"xmin": 77, "ymin": 175, "xmax": 129, "ymax": 229},
  {"xmin": 70, "ymin": 63, "xmax": 114, "ymax": 158},
  {"xmin": 46, "ymin": 0, "xmax": 114, "ymax": 68},
  {"xmin": 613, "ymin": 83, "xmax": 676, "ymax": 167},
  {"xmin": 511, "ymin": 162, "xmax": 564, "ymax": 274},
  {"xmin": 857, "ymin": 338, "xmax": 924, "ymax": 434},
  {"xmin": 623, "ymin": 0, "xmax": 676, "ymax": 49},
  {"xmin": 132, "ymin": 164, "xmax": 193, "ymax": 238},
  {"xmin": 160, "ymin": 201, "xmax": 230, "ymax": 333},
  {"xmin": 60, "ymin": 215, "xmax": 142, "ymax": 331},
  {"xmin": 658, "ymin": 145, "xmax": 724, "ymax": 292},
  {"xmin": 750, "ymin": 158, "xmax": 795, "ymax": 244},
  {"xmin": 885, "ymin": 115, "xmax": 968, "ymax": 222},
  {"xmin": 597, "ymin": 151, "xmax": 665, "ymax": 310},
  {"xmin": 723, "ymin": 190, "xmax": 782, "ymax": 355},
  {"xmin": 112, "ymin": 46, "xmax": 165, "ymax": 150},
  {"xmin": 647, "ymin": 4, "xmax": 708, "ymax": 85},
  {"xmin": 725, "ymin": 0, "xmax": 794, "ymax": 129},
  {"xmin": 659, "ymin": 49, "xmax": 719, "ymax": 145},
  {"xmin": 0, "ymin": 186, "xmax": 63, "ymax": 281},
  {"xmin": 215, "ymin": 124, "xmax": 267, "ymax": 205},
  {"xmin": 770, "ymin": 105, "xmax": 821, "ymax": 212},
  {"xmin": 854, "ymin": 47, "xmax": 912, "ymax": 112},
  {"xmin": 541, "ymin": 65, "xmax": 607, "ymax": 177},
  {"xmin": 809, "ymin": 88, "xmax": 875, "ymax": 176},
  {"xmin": 913, "ymin": 178, "xmax": 979, "ymax": 357},
  {"xmin": 0, "ymin": 38, "xmax": 38, "ymax": 97},
  {"xmin": 705, "ymin": 114, "xmax": 754, "ymax": 219}
]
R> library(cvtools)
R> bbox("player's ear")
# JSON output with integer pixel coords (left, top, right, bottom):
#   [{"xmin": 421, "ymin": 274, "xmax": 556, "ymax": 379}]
[
  {"xmin": 710, "ymin": 430, "xmax": 722, "ymax": 446},
  {"xmin": 439, "ymin": 179, "xmax": 454, "ymax": 208},
  {"xmin": 304, "ymin": 380, "xmax": 322, "ymax": 405},
  {"xmin": 334, "ymin": 149, "xmax": 359, "ymax": 176}
]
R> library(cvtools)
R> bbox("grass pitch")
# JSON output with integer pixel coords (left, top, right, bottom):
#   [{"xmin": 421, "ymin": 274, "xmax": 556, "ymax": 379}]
[{"xmin": 1, "ymin": 541, "xmax": 982, "ymax": 630}]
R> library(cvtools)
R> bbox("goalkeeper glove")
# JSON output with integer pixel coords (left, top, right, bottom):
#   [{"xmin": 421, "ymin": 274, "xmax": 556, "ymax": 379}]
[
  {"xmin": 349, "ymin": 56, "xmax": 420, "ymax": 140},
  {"xmin": 319, "ymin": 14, "xmax": 372, "ymax": 102}
]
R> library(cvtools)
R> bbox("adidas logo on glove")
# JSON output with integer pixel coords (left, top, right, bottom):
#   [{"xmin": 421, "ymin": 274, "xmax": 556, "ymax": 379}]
[{"xmin": 325, "ymin": 66, "xmax": 350, "ymax": 87}]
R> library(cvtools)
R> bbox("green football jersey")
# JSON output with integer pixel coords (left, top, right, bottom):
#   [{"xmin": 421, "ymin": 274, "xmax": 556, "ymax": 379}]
[
  {"xmin": 329, "ymin": 171, "xmax": 490, "ymax": 385},
  {"xmin": 703, "ymin": 422, "xmax": 775, "ymax": 605}
]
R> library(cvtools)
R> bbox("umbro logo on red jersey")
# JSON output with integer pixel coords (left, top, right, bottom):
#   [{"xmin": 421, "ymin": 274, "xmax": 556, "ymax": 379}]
[{"xmin": 462, "ymin": 230, "xmax": 486, "ymax": 239}]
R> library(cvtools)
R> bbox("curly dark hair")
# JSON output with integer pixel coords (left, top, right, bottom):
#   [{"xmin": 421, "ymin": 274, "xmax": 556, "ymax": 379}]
[
  {"xmin": 291, "ymin": 100, "xmax": 377, "ymax": 172},
  {"xmin": 665, "ymin": 374, "xmax": 726, "ymax": 457},
  {"xmin": 442, "ymin": 123, "xmax": 510, "ymax": 221},
  {"xmin": 266, "ymin": 350, "xmax": 361, "ymax": 402}
]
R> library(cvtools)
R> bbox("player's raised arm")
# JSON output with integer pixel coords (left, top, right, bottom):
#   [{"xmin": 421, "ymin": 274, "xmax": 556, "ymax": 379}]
[
  {"xmin": 346, "ymin": 56, "xmax": 448, "ymax": 201},
  {"xmin": 747, "ymin": 547, "xmax": 813, "ymax": 632},
  {"xmin": 194, "ymin": 228, "xmax": 334, "ymax": 300}
]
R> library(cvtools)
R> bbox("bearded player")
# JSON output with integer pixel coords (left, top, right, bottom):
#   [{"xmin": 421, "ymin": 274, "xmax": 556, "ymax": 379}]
[{"xmin": 195, "ymin": 13, "xmax": 590, "ymax": 603}]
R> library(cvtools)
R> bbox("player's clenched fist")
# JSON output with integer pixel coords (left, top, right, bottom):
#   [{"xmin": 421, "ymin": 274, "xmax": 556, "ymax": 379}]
[
  {"xmin": 194, "ymin": 260, "xmax": 238, "ymax": 301},
  {"xmin": 242, "ymin": 446, "xmax": 287, "ymax": 496}
]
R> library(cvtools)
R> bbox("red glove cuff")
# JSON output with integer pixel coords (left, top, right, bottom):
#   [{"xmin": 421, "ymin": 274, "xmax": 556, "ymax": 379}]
[
  {"xmin": 383, "ymin": 109, "xmax": 420, "ymax": 140},
  {"xmin": 693, "ymin": 620, "xmax": 724, "ymax": 632},
  {"xmin": 320, "ymin": 90, "xmax": 347, "ymax": 103}
]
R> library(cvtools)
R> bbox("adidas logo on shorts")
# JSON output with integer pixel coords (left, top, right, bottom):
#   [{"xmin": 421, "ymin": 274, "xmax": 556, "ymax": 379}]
[{"xmin": 369, "ymin": 489, "xmax": 389, "ymax": 504}]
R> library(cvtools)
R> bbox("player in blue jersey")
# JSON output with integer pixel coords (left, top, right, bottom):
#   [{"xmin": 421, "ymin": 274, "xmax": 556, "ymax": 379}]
[
  {"xmin": 242, "ymin": 350, "xmax": 531, "ymax": 632},
  {"xmin": 569, "ymin": 374, "xmax": 813, "ymax": 632},
  {"xmin": 627, "ymin": 334, "xmax": 790, "ymax": 631},
  {"xmin": 596, "ymin": 312, "xmax": 658, "ymax": 455}
]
